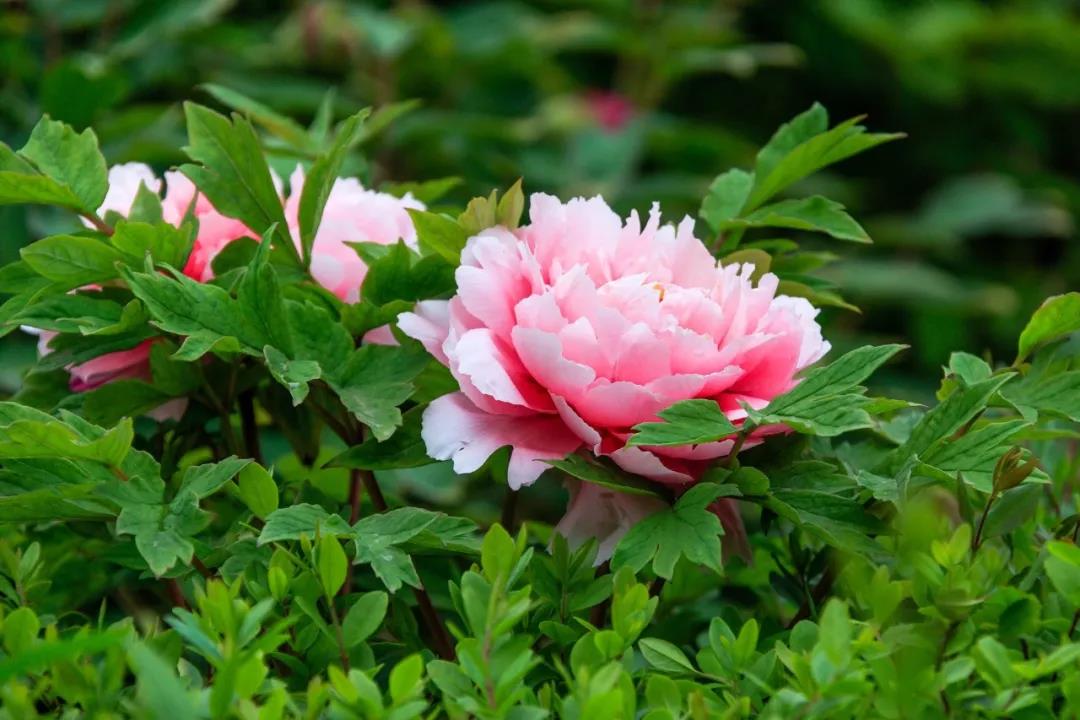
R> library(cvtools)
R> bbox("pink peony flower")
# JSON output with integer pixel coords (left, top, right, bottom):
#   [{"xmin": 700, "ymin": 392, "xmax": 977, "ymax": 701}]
[
  {"xmin": 399, "ymin": 193, "xmax": 830, "ymax": 558},
  {"xmin": 284, "ymin": 166, "xmax": 425, "ymax": 304},
  {"xmin": 40, "ymin": 163, "xmax": 425, "ymax": 403},
  {"xmin": 41, "ymin": 163, "xmax": 259, "ymax": 401}
]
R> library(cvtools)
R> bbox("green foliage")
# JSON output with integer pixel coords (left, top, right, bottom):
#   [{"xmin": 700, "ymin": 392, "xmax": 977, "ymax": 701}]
[{"xmin": 0, "ymin": 59, "xmax": 1077, "ymax": 719}]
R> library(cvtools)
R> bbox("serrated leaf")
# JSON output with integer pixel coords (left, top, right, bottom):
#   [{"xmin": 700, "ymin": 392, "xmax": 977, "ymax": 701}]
[
  {"xmin": 258, "ymin": 504, "xmax": 352, "ymax": 544},
  {"xmin": 22, "ymin": 235, "xmax": 127, "ymax": 286},
  {"xmin": 628, "ymin": 399, "xmax": 738, "ymax": 447},
  {"xmin": 180, "ymin": 102, "xmax": 297, "ymax": 265},
  {"xmin": 328, "ymin": 343, "xmax": 429, "ymax": 441},
  {"xmin": 263, "ymin": 346, "xmax": 320, "ymax": 405},
  {"xmin": 892, "ymin": 374, "xmax": 1014, "ymax": 467},
  {"xmin": 611, "ymin": 483, "xmax": 737, "ymax": 579},
  {"xmin": 16, "ymin": 117, "xmax": 108, "ymax": 213}
]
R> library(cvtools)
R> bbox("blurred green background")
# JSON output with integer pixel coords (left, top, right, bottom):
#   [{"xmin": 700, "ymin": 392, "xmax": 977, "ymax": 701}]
[{"xmin": 2, "ymin": 0, "xmax": 1077, "ymax": 399}]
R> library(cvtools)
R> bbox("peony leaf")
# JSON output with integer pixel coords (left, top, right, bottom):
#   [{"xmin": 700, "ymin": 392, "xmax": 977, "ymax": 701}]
[
  {"xmin": 179, "ymin": 102, "xmax": 297, "ymax": 266},
  {"xmin": 8, "ymin": 117, "xmax": 108, "ymax": 213},
  {"xmin": 726, "ymin": 196, "xmax": 870, "ymax": 243},
  {"xmin": 297, "ymin": 109, "xmax": 369, "ymax": 265},
  {"xmin": 1016, "ymin": 292, "xmax": 1080, "ymax": 363},
  {"xmin": 628, "ymin": 399, "xmax": 738, "ymax": 448},
  {"xmin": 611, "ymin": 482, "xmax": 738, "ymax": 579},
  {"xmin": 21, "ymin": 234, "xmax": 127, "ymax": 286}
]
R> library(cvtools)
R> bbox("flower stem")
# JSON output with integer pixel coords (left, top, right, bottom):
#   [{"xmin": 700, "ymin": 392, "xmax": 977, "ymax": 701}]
[{"xmin": 238, "ymin": 390, "xmax": 263, "ymax": 465}]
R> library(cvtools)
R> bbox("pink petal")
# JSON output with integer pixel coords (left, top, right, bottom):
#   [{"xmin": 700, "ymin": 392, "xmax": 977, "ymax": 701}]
[
  {"xmin": 554, "ymin": 479, "xmax": 666, "ymax": 564},
  {"xmin": 421, "ymin": 393, "xmax": 581, "ymax": 489},
  {"xmin": 398, "ymin": 301, "xmax": 451, "ymax": 365}
]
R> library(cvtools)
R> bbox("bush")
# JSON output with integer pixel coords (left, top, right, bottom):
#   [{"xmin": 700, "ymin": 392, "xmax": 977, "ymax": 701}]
[{"xmin": 0, "ymin": 98, "xmax": 1078, "ymax": 719}]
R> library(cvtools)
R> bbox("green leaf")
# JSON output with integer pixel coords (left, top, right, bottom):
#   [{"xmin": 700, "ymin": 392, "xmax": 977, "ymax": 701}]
[
  {"xmin": 612, "ymin": 483, "xmax": 737, "ymax": 579},
  {"xmin": 317, "ymin": 535, "xmax": 348, "ymax": 597},
  {"xmin": 892, "ymin": 374, "xmax": 1014, "ymax": 467},
  {"xmin": 639, "ymin": 637, "xmax": 696, "ymax": 674},
  {"xmin": 1001, "ymin": 370, "xmax": 1080, "ymax": 422},
  {"xmin": 755, "ymin": 103, "xmax": 829, "ymax": 181},
  {"xmin": 120, "ymin": 264, "xmax": 258, "ymax": 358},
  {"xmin": 180, "ymin": 103, "xmax": 297, "ymax": 265},
  {"xmin": 361, "ymin": 239, "xmax": 456, "ymax": 305},
  {"xmin": 948, "ymin": 352, "xmax": 993, "ymax": 386},
  {"xmin": 298, "ymin": 110, "xmax": 369, "ymax": 265},
  {"xmin": 1045, "ymin": 541, "xmax": 1080, "ymax": 606},
  {"xmin": 0, "ymin": 629, "xmax": 127, "ymax": 683},
  {"xmin": 745, "ymin": 114, "xmax": 902, "ymax": 212},
  {"xmin": 1017, "ymin": 293, "xmax": 1080, "ymax": 362},
  {"xmin": 351, "ymin": 508, "xmax": 439, "ymax": 592},
  {"xmin": 919, "ymin": 420, "xmax": 1033, "ymax": 493},
  {"xmin": 328, "ymin": 343, "xmax": 429, "ymax": 441},
  {"xmin": 263, "ymin": 345, "xmax": 321, "ymax": 406},
  {"xmin": 700, "ymin": 169, "xmax": 754, "ymax": 233},
  {"xmin": 0, "ymin": 412, "xmax": 133, "ymax": 466},
  {"xmin": 236, "ymin": 463, "xmax": 278, "ymax": 519},
  {"xmin": 629, "ymin": 399, "xmax": 738, "ymax": 447},
  {"xmin": 258, "ymin": 504, "xmax": 352, "ymax": 544},
  {"xmin": 110, "ymin": 220, "xmax": 192, "ymax": 268},
  {"xmin": 546, "ymin": 453, "xmax": 663, "ymax": 498},
  {"xmin": 764, "ymin": 489, "xmax": 884, "ymax": 559},
  {"xmin": 81, "ymin": 381, "xmax": 173, "ymax": 426},
  {"xmin": 342, "ymin": 591, "xmax": 389, "ymax": 647},
  {"xmin": 128, "ymin": 642, "xmax": 200, "ymax": 720},
  {"xmin": 748, "ymin": 345, "xmax": 905, "ymax": 436},
  {"xmin": 22, "ymin": 234, "xmax": 126, "ymax": 286},
  {"xmin": 328, "ymin": 405, "xmax": 431, "ymax": 470},
  {"xmin": 727, "ymin": 196, "xmax": 870, "ymax": 243},
  {"xmin": 15, "ymin": 117, "xmax": 108, "ymax": 213},
  {"xmin": 200, "ymin": 83, "xmax": 312, "ymax": 148},
  {"xmin": 177, "ymin": 457, "xmax": 251, "ymax": 498},
  {"xmin": 10, "ymin": 292, "xmax": 125, "ymax": 334},
  {"xmin": 408, "ymin": 210, "xmax": 468, "ymax": 264},
  {"xmin": 238, "ymin": 233, "xmax": 294, "ymax": 355},
  {"xmin": 495, "ymin": 178, "xmax": 525, "ymax": 230}
]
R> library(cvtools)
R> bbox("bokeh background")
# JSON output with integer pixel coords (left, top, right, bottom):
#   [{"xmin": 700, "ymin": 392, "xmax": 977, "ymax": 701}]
[{"xmin": 2, "ymin": 0, "xmax": 1078, "ymax": 401}]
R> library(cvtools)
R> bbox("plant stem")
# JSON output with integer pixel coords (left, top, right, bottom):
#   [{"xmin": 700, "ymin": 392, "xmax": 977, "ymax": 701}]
[
  {"xmin": 326, "ymin": 595, "xmax": 350, "ymax": 671},
  {"xmin": 787, "ymin": 565, "xmax": 836, "ymax": 628},
  {"xmin": 165, "ymin": 579, "xmax": 187, "ymax": 610},
  {"xmin": 238, "ymin": 390, "xmax": 263, "ymax": 465},
  {"xmin": 724, "ymin": 428, "xmax": 749, "ymax": 469},
  {"xmin": 500, "ymin": 488, "xmax": 519, "ymax": 531},
  {"xmin": 361, "ymin": 469, "xmax": 387, "ymax": 511},
  {"xmin": 81, "ymin": 212, "xmax": 113, "ymax": 236},
  {"xmin": 340, "ymin": 470, "xmax": 364, "ymax": 598},
  {"xmin": 971, "ymin": 492, "xmax": 998, "ymax": 554},
  {"xmin": 415, "ymin": 585, "xmax": 455, "ymax": 660}
]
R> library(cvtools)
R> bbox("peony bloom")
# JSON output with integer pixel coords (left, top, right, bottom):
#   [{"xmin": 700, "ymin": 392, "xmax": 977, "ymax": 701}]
[
  {"xmin": 284, "ymin": 166, "xmax": 425, "ymax": 304},
  {"xmin": 399, "ymin": 193, "xmax": 829, "ymax": 558},
  {"xmin": 34, "ymin": 164, "xmax": 260, "ymax": 399},
  {"xmin": 40, "ymin": 164, "xmax": 424, "ymax": 396}
]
